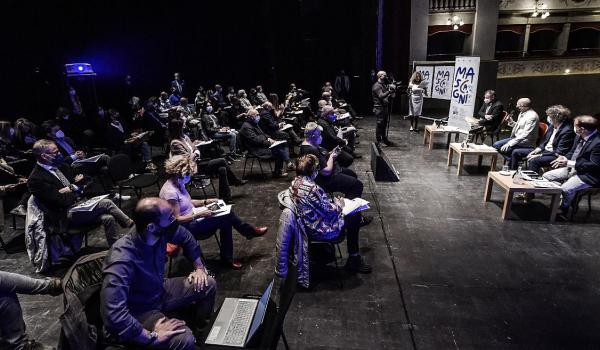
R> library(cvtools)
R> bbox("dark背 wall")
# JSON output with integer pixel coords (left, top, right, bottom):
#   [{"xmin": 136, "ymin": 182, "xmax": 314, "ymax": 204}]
[{"xmin": 496, "ymin": 74, "xmax": 600, "ymax": 117}]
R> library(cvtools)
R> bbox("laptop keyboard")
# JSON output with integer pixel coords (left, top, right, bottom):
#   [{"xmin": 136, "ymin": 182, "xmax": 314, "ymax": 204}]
[{"xmin": 223, "ymin": 300, "xmax": 254, "ymax": 345}]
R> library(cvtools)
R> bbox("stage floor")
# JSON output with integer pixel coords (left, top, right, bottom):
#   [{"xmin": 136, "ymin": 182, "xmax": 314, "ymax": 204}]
[{"xmin": 2, "ymin": 115, "xmax": 600, "ymax": 349}]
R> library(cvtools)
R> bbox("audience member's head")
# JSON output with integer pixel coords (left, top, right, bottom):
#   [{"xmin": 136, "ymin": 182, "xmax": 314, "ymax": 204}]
[
  {"xmin": 295, "ymin": 154, "xmax": 319, "ymax": 178},
  {"xmin": 545, "ymin": 105, "xmax": 571, "ymax": 125},
  {"xmin": 484, "ymin": 90, "xmax": 496, "ymax": 103},
  {"xmin": 168, "ymin": 118, "xmax": 185, "ymax": 140},
  {"xmin": 317, "ymin": 100, "xmax": 327, "ymax": 111},
  {"xmin": 256, "ymin": 85, "xmax": 263, "ymax": 92},
  {"xmin": 289, "ymin": 83, "xmax": 296, "ymax": 91},
  {"xmin": 0, "ymin": 121, "xmax": 13, "ymax": 141},
  {"xmin": 41, "ymin": 120, "xmax": 63, "ymax": 139},
  {"xmin": 164, "ymin": 155, "xmax": 197, "ymax": 182},
  {"xmin": 246, "ymin": 109, "xmax": 260, "ymax": 123},
  {"xmin": 377, "ymin": 71, "xmax": 387, "ymax": 82},
  {"xmin": 321, "ymin": 106, "xmax": 335, "ymax": 120},
  {"xmin": 322, "ymin": 91, "xmax": 332, "ymax": 100},
  {"xmin": 304, "ymin": 122, "xmax": 323, "ymax": 145},
  {"xmin": 56, "ymin": 107, "xmax": 70, "ymax": 120},
  {"xmin": 262, "ymin": 102, "xmax": 273, "ymax": 111},
  {"xmin": 32, "ymin": 139, "xmax": 62, "ymax": 165},
  {"xmin": 14, "ymin": 118, "xmax": 36, "ymax": 143},
  {"xmin": 174, "ymin": 72, "xmax": 180, "ymax": 80},
  {"xmin": 516, "ymin": 98, "xmax": 532, "ymax": 112},
  {"xmin": 237, "ymin": 89, "xmax": 247, "ymax": 98},
  {"xmin": 204, "ymin": 101, "xmax": 214, "ymax": 113},
  {"xmin": 108, "ymin": 109, "xmax": 120, "ymax": 122},
  {"xmin": 180, "ymin": 97, "xmax": 188, "ymax": 106},
  {"xmin": 160, "ymin": 91, "xmax": 168, "ymax": 100},
  {"xmin": 133, "ymin": 197, "xmax": 177, "ymax": 246},
  {"xmin": 574, "ymin": 115, "xmax": 598, "ymax": 136}
]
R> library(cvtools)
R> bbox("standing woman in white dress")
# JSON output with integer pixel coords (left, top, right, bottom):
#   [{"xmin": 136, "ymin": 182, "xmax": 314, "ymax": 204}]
[{"xmin": 408, "ymin": 72, "xmax": 426, "ymax": 132}]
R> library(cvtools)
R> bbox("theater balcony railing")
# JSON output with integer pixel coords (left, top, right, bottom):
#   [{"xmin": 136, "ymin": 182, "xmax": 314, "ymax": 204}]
[{"xmin": 429, "ymin": 0, "xmax": 476, "ymax": 13}]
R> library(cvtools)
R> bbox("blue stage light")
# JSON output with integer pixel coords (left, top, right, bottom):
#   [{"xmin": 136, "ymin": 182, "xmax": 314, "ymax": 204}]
[{"xmin": 65, "ymin": 63, "xmax": 95, "ymax": 76}]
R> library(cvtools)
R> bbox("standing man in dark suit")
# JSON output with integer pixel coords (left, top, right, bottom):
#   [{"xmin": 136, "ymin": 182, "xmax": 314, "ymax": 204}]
[
  {"xmin": 170, "ymin": 72, "xmax": 185, "ymax": 97},
  {"xmin": 239, "ymin": 109, "xmax": 293, "ymax": 177},
  {"xmin": 543, "ymin": 115, "xmax": 600, "ymax": 216},
  {"xmin": 372, "ymin": 71, "xmax": 396, "ymax": 147},
  {"xmin": 27, "ymin": 139, "xmax": 133, "ymax": 247},
  {"xmin": 473, "ymin": 90, "xmax": 504, "ymax": 133},
  {"xmin": 522, "ymin": 105, "xmax": 575, "ymax": 173}
]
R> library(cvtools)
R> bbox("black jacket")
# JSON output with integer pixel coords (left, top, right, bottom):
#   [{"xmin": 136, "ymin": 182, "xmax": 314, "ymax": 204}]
[
  {"xmin": 476, "ymin": 99, "xmax": 504, "ymax": 131},
  {"xmin": 240, "ymin": 121, "xmax": 272, "ymax": 158},
  {"xmin": 258, "ymin": 110, "xmax": 281, "ymax": 138},
  {"xmin": 539, "ymin": 122, "xmax": 575, "ymax": 156},
  {"xmin": 566, "ymin": 132, "xmax": 600, "ymax": 187},
  {"xmin": 317, "ymin": 118, "xmax": 346, "ymax": 151},
  {"xmin": 27, "ymin": 163, "xmax": 78, "ymax": 211}
]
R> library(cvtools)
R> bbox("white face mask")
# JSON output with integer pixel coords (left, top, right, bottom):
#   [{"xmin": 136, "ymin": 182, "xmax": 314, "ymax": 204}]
[
  {"xmin": 9, "ymin": 128, "xmax": 15, "ymax": 136},
  {"xmin": 484, "ymin": 98, "xmax": 491, "ymax": 104},
  {"xmin": 182, "ymin": 175, "xmax": 191, "ymax": 184},
  {"xmin": 54, "ymin": 130, "xmax": 65, "ymax": 139},
  {"xmin": 574, "ymin": 126, "xmax": 580, "ymax": 135},
  {"xmin": 206, "ymin": 106, "xmax": 213, "ymax": 113}
]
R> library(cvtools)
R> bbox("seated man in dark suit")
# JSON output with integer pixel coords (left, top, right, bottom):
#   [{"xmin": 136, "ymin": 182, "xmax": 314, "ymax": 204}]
[
  {"xmin": 105, "ymin": 109, "xmax": 157, "ymax": 172},
  {"xmin": 471, "ymin": 90, "xmax": 504, "ymax": 139},
  {"xmin": 520, "ymin": 105, "xmax": 575, "ymax": 173},
  {"xmin": 240, "ymin": 109, "xmax": 293, "ymax": 177},
  {"xmin": 542, "ymin": 115, "xmax": 600, "ymax": 216},
  {"xmin": 41, "ymin": 120, "xmax": 110, "ymax": 175},
  {"xmin": 259, "ymin": 102, "xmax": 302, "ymax": 146},
  {"xmin": 317, "ymin": 106, "xmax": 357, "ymax": 168},
  {"xmin": 27, "ymin": 139, "xmax": 133, "ymax": 247}
]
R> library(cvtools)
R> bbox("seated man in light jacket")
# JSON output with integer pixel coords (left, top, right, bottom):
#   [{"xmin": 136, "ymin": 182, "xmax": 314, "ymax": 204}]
[{"xmin": 493, "ymin": 98, "xmax": 539, "ymax": 169}]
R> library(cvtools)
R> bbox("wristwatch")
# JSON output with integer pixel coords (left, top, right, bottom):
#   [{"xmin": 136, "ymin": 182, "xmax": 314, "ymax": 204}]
[{"xmin": 147, "ymin": 331, "xmax": 158, "ymax": 345}]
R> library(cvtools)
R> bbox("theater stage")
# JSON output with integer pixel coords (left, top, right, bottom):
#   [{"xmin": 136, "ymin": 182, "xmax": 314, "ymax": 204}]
[{"xmin": 1, "ymin": 115, "xmax": 600, "ymax": 349}]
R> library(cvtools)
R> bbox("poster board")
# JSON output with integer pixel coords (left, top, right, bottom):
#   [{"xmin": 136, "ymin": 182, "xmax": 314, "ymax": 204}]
[
  {"xmin": 447, "ymin": 56, "xmax": 480, "ymax": 132},
  {"xmin": 431, "ymin": 66, "xmax": 454, "ymax": 100},
  {"xmin": 414, "ymin": 65, "xmax": 434, "ymax": 97}
]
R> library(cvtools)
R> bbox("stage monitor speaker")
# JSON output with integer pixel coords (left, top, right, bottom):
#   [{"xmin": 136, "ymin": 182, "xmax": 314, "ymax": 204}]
[{"xmin": 370, "ymin": 142, "xmax": 400, "ymax": 182}]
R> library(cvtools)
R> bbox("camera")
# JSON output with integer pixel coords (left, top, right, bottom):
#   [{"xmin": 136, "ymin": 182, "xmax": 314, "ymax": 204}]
[{"xmin": 388, "ymin": 79, "xmax": 401, "ymax": 92}]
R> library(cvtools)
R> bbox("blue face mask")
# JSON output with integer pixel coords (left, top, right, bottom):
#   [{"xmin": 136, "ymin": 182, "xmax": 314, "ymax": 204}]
[
  {"xmin": 51, "ymin": 153, "xmax": 65, "ymax": 166},
  {"xmin": 206, "ymin": 106, "xmax": 213, "ymax": 113},
  {"xmin": 329, "ymin": 114, "xmax": 337, "ymax": 122},
  {"xmin": 547, "ymin": 118, "xmax": 553, "ymax": 126}
]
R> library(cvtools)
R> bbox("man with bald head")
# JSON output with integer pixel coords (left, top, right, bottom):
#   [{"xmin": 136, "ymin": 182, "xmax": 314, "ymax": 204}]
[
  {"xmin": 372, "ymin": 70, "xmax": 396, "ymax": 146},
  {"xmin": 543, "ymin": 115, "xmax": 600, "ymax": 217},
  {"xmin": 493, "ymin": 97, "xmax": 539, "ymax": 169},
  {"xmin": 101, "ymin": 197, "xmax": 216, "ymax": 349}
]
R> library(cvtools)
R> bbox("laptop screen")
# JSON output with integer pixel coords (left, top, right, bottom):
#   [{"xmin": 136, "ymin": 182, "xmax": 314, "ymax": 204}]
[{"xmin": 246, "ymin": 279, "xmax": 274, "ymax": 342}]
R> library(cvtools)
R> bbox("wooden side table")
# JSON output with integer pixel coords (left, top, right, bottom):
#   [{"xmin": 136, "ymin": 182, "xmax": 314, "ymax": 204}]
[
  {"xmin": 447, "ymin": 143, "xmax": 498, "ymax": 176},
  {"xmin": 423, "ymin": 124, "xmax": 463, "ymax": 150},
  {"xmin": 483, "ymin": 171, "xmax": 562, "ymax": 222}
]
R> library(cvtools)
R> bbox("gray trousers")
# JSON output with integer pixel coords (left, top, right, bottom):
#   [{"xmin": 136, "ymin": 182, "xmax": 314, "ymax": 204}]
[
  {"xmin": 0, "ymin": 271, "xmax": 55, "ymax": 350},
  {"xmin": 68, "ymin": 198, "xmax": 132, "ymax": 247},
  {"xmin": 542, "ymin": 167, "xmax": 591, "ymax": 209}
]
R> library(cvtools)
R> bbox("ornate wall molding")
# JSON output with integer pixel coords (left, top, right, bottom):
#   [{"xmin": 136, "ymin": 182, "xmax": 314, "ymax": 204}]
[
  {"xmin": 498, "ymin": 57, "xmax": 600, "ymax": 78},
  {"xmin": 499, "ymin": 0, "xmax": 599, "ymax": 10}
]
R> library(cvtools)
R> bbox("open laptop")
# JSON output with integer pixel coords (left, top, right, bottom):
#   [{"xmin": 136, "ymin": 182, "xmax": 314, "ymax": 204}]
[{"xmin": 205, "ymin": 280, "xmax": 274, "ymax": 347}]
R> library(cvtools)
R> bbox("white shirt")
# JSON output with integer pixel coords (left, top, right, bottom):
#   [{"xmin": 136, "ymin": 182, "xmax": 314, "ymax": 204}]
[{"xmin": 544, "ymin": 123, "xmax": 562, "ymax": 152}]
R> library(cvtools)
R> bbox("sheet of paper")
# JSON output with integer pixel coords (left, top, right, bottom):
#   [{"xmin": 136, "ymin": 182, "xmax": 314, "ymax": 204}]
[
  {"xmin": 269, "ymin": 140, "xmax": 287, "ymax": 149},
  {"xmin": 342, "ymin": 198, "xmax": 370, "ymax": 216}
]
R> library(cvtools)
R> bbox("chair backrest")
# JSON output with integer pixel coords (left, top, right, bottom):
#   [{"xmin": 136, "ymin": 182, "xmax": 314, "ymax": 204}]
[
  {"xmin": 537, "ymin": 122, "xmax": 549, "ymax": 146},
  {"xmin": 107, "ymin": 154, "xmax": 133, "ymax": 182},
  {"xmin": 259, "ymin": 269, "xmax": 297, "ymax": 350}
]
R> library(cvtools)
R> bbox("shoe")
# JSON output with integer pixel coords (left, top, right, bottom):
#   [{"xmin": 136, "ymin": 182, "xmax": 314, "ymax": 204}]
[
  {"xmin": 24, "ymin": 339, "xmax": 55, "ymax": 350},
  {"xmin": 345, "ymin": 255, "xmax": 372, "ymax": 274},
  {"xmin": 231, "ymin": 179, "xmax": 248, "ymax": 186},
  {"xmin": 383, "ymin": 140, "xmax": 396, "ymax": 147},
  {"xmin": 352, "ymin": 153, "xmax": 362, "ymax": 159},
  {"xmin": 223, "ymin": 258, "xmax": 243, "ymax": 270},
  {"xmin": 247, "ymin": 226, "xmax": 268, "ymax": 239},
  {"xmin": 409, "ymin": 126, "xmax": 414, "ymax": 131},
  {"xmin": 112, "ymin": 193, "xmax": 132, "ymax": 201},
  {"xmin": 360, "ymin": 215, "xmax": 373, "ymax": 227},
  {"xmin": 47, "ymin": 278, "xmax": 62, "ymax": 296},
  {"xmin": 287, "ymin": 162, "xmax": 296, "ymax": 171},
  {"xmin": 10, "ymin": 204, "xmax": 27, "ymax": 217},
  {"xmin": 144, "ymin": 162, "xmax": 158, "ymax": 172},
  {"xmin": 273, "ymin": 171, "xmax": 288, "ymax": 178}
]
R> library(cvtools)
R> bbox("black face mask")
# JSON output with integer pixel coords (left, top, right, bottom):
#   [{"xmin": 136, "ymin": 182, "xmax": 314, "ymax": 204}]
[{"xmin": 158, "ymin": 220, "xmax": 179, "ymax": 236}]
